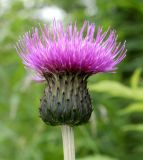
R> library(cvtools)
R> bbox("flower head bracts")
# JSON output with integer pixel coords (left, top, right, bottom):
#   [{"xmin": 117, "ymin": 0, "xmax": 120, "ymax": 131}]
[{"xmin": 16, "ymin": 21, "xmax": 126, "ymax": 82}]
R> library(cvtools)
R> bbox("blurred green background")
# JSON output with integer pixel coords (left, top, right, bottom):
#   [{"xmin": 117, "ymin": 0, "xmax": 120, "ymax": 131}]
[{"xmin": 0, "ymin": 0, "xmax": 143, "ymax": 160}]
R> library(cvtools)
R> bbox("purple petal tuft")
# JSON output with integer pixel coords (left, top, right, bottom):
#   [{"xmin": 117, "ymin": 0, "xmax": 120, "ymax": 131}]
[{"xmin": 16, "ymin": 21, "xmax": 126, "ymax": 82}]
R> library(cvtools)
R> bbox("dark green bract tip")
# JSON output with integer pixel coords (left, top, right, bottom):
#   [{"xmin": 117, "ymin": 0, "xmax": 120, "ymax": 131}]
[{"xmin": 39, "ymin": 73, "xmax": 93, "ymax": 126}]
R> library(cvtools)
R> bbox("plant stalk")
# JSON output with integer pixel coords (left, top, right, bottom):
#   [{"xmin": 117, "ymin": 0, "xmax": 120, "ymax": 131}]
[{"xmin": 61, "ymin": 125, "xmax": 75, "ymax": 160}]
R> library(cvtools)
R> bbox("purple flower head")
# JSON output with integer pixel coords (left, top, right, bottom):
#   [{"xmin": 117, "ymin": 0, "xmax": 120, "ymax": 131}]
[
  {"xmin": 16, "ymin": 21, "xmax": 126, "ymax": 82},
  {"xmin": 16, "ymin": 20, "xmax": 127, "ymax": 126}
]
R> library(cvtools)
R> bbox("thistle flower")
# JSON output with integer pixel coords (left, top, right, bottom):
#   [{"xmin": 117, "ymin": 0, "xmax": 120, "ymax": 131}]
[{"xmin": 16, "ymin": 21, "xmax": 126, "ymax": 126}]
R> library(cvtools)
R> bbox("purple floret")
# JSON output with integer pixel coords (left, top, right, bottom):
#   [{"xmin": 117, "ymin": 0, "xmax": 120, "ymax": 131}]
[{"xmin": 16, "ymin": 21, "xmax": 126, "ymax": 82}]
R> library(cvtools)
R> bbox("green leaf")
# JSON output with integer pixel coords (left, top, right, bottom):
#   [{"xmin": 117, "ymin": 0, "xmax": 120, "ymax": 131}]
[
  {"xmin": 78, "ymin": 155, "xmax": 118, "ymax": 160},
  {"xmin": 130, "ymin": 68, "xmax": 142, "ymax": 89},
  {"xmin": 89, "ymin": 81, "xmax": 143, "ymax": 101},
  {"xmin": 89, "ymin": 81, "xmax": 131, "ymax": 98},
  {"xmin": 120, "ymin": 103, "xmax": 143, "ymax": 114},
  {"xmin": 122, "ymin": 124, "xmax": 143, "ymax": 132}
]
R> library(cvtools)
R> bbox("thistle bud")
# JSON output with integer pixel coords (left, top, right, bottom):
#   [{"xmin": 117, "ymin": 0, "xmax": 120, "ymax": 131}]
[{"xmin": 40, "ymin": 73, "xmax": 92, "ymax": 126}]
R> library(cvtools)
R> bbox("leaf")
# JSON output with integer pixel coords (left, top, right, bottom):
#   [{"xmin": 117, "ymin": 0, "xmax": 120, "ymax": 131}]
[
  {"xmin": 120, "ymin": 103, "xmax": 143, "ymax": 115},
  {"xmin": 122, "ymin": 124, "xmax": 143, "ymax": 132},
  {"xmin": 130, "ymin": 68, "xmax": 142, "ymax": 89},
  {"xmin": 89, "ymin": 81, "xmax": 132, "ymax": 98},
  {"xmin": 89, "ymin": 80, "xmax": 143, "ymax": 101},
  {"xmin": 78, "ymin": 155, "xmax": 117, "ymax": 160}
]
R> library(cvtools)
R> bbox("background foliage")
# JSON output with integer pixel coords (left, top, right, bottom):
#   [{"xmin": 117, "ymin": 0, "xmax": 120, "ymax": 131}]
[{"xmin": 0, "ymin": 0, "xmax": 143, "ymax": 160}]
